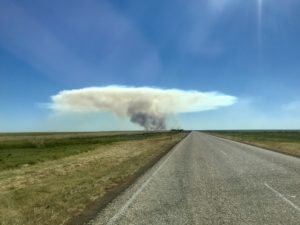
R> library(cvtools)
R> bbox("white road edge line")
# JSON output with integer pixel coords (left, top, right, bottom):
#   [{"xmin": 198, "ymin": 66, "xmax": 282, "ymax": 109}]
[
  {"xmin": 220, "ymin": 150, "xmax": 228, "ymax": 156},
  {"xmin": 264, "ymin": 183, "xmax": 300, "ymax": 212},
  {"xmin": 106, "ymin": 137, "xmax": 186, "ymax": 225}
]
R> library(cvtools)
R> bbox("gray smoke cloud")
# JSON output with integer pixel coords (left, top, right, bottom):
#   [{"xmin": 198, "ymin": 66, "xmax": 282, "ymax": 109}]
[{"xmin": 50, "ymin": 86, "xmax": 237, "ymax": 130}]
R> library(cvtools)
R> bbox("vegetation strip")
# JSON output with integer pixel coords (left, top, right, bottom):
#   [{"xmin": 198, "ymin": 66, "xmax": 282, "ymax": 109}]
[
  {"xmin": 0, "ymin": 132, "xmax": 187, "ymax": 225},
  {"xmin": 206, "ymin": 131, "xmax": 300, "ymax": 158},
  {"xmin": 0, "ymin": 132, "xmax": 174, "ymax": 171}
]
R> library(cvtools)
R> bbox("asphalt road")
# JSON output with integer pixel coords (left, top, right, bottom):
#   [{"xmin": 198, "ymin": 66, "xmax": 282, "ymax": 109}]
[{"xmin": 90, "ymin": 132, "xmax": 300, "ymax": 225}]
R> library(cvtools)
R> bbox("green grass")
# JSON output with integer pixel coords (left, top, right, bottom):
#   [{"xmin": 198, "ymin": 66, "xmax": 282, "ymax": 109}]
[
  {"xmin": 0, "ymin": 132, "xmax": 178, "ymax": 171},
  {"xmin": 207, "ymin": 130, "xmax": 300, "ymax": 157},
  {"xmin": 0, "ymin": 132, "xmax": 187, "ymax": 225}
]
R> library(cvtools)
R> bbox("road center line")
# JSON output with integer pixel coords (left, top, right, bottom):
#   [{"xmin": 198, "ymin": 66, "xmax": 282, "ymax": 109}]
[
  {"xmin": 106, "ymin": 136, "xmax": 186, "ymax": 225},
  {"xmin": 264, "ymin": 183, "xmax": 300, "ymax": 212}
]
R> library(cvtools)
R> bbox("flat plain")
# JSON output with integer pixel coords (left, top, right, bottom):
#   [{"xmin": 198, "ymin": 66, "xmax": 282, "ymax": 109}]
[
  {"xmin": 0, "ymin": 131, "xmax": 186, "ymax": 225},
  {"xmin": 207, "ymin": 130, "xmax": 300, "ymax": 158}
]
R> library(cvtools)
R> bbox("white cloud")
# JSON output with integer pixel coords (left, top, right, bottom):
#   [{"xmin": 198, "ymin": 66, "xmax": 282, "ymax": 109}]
[{"xmin": 50, "ymin": 86, "xmax": 237, "ymax": 130}]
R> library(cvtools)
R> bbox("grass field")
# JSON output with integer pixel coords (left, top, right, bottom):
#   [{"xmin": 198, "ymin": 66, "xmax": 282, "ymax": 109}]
[
  {"xmin": 0, "ymin": 132, "xmax": 171, "ymax": 171},
  {"xmin": 0, "ymin": 131, "xmax": 187, "ymax": 225},
  {"xmin": 207, "ymin": 130, "xmax": 300, "ymax": 157}
]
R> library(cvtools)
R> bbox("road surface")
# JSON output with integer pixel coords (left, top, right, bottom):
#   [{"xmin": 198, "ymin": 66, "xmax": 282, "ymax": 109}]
[{"xmin": 90, "ymin": 132, "xmax": 300, "ymax": 225}]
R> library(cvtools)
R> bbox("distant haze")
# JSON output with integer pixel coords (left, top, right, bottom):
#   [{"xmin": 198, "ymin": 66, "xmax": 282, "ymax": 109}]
[{"xmin": 50, "ymin": 86, "xmax": 237, "ymax": 130}]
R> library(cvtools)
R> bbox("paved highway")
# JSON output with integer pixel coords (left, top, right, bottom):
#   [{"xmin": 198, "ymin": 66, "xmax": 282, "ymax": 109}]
[{"xmin": 90, "ymin": 132, "xmax": 300, "ymax": 225}]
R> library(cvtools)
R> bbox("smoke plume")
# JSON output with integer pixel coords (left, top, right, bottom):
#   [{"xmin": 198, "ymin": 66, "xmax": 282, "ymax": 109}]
[{"xmin": 50, "ymin": 86, "xmax": 237, "ymax": 130}]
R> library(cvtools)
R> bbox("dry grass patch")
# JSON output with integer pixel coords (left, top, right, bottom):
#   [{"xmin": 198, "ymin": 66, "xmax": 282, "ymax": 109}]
[
  {"xmin": 0, "ymin": 133, "xmax": 186, "ymax": 225},
  {"xmin": 208, "ymin": 131, "xmax": 300, "ymax": 158}
]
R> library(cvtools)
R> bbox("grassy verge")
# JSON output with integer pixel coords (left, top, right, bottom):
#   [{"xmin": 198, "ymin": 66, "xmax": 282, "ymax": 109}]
[
  {"xmin": 207, "ymin": 131, "xmax": 300, "ymax": 157},
  {"xmin": 0, "ymin": 132, "xmax": 187, "ymax": 225},
  {"xmin": 0, "ymin": 132, "xmax": 174, "ymax": 171}
]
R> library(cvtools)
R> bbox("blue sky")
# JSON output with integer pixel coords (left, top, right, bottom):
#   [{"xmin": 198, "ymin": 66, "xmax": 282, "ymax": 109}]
[{"xmin": 1, "ymin": 0, "xmax": 300, "ymax": 131}]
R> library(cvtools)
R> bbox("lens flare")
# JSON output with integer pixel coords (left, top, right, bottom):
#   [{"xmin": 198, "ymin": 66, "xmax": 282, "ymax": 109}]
[{"xmin": 257, "ymin": 0, "xmax": 263, "ymax": 46}]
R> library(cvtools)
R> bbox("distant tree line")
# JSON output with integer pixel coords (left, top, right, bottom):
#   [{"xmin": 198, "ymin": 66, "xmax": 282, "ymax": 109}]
[{"xmin": 170, "ymin": 129, "xmax": 184, "ymax": 132}]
